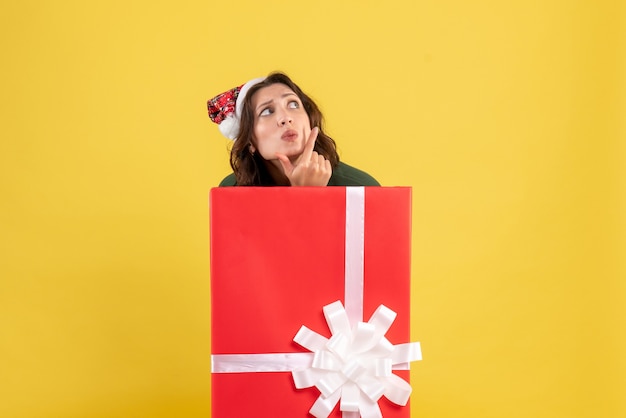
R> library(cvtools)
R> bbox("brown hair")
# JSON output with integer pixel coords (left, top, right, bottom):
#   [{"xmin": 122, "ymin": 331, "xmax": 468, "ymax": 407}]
[{"xmin": 229, "ymin": 72, "xmax": 340, "ymax": 186}]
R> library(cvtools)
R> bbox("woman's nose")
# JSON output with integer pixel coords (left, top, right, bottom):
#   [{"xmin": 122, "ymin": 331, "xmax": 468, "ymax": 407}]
[{"xmin": 277, "ymin": 111, "xmax": 293, "ymax": 126}]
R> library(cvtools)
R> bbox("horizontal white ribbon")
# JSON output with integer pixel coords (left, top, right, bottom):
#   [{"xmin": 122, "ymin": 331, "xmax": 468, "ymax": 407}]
[
  {"xmin": 211, "ymin": 353, "xmax": 313, "ymax": 373},
  {"xmin": 211, "ymin": 352, "xmax": 412, "ymax": 373}
]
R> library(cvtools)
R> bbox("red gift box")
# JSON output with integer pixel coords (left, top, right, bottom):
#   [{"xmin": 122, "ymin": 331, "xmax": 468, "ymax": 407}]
[{"xmin": 210, "ymin": 187, "xmax": 420, "ymax": 417}]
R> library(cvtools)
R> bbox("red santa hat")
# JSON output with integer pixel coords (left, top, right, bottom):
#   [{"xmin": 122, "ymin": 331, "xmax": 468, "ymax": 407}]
[{"xmin": 207, "ymin": 77, "xmax": 265, "ymax": 140}]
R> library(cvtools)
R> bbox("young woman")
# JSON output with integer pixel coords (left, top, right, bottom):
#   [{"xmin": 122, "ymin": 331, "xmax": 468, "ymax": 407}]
[{"xmin": 207, "ymin": 72, "xmax": 379, "ymax": 187}]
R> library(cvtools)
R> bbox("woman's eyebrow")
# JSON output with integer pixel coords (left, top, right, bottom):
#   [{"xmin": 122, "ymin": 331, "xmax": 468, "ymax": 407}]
[
  {"xmin": 256, "ymin": 99, "xmax": 273, "ymax": 110},
  {"xmin": 255, "ymin": 93, "xmax": 298, "ymax": 111}
]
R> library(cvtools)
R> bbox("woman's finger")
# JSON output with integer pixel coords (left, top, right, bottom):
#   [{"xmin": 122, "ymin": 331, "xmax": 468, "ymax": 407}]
[
  {"xmin": 275, "ymin": 152, "xmax": 294, "ymax": 176},
  {"xmin": 310, "ymin": 151, "xmax": 320, "ymax": 164},
  {"xmin": 299, "ymin": 127, "xmax": 319, "ymax": 164}
]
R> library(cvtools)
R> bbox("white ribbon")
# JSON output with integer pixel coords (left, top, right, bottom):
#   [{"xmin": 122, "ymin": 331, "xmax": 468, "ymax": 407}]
[
  {"xmin": 344, "ymin": 186, "xmax": 365, "ymax": 325},
  {"xmin": 211, "ymin": 187, "xmax": 422, "ymax": 417},
  {"xmin": 211, "ymin": 353, "xmax": 313, "ymax": 373},
  {"xmin": 293, "ymin": 301, "xmax": 422, "ymax": 418}
]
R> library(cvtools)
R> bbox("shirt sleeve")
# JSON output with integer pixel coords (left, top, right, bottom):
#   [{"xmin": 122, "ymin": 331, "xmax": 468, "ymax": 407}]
[
  {"xmin": 327, "ymin": 162, "xmax": 381, "ymax": 186},
  {"xmin": 218, "ymin": 173, "xmax": 237, "ymax": 187}
]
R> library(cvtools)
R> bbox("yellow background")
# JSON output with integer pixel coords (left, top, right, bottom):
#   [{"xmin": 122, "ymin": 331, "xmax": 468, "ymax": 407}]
[{"xmin": 1, "ymin": 1, "xmax": 624, "ymax": 417}]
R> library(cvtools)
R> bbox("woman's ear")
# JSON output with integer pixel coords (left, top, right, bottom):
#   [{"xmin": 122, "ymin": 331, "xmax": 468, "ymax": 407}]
[{"xmin": 249, "ymin": 144, "xmax": 256, "ymax": 154}]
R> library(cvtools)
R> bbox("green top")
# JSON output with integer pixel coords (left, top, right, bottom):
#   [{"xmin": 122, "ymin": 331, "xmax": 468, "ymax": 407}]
[{"xmin": 218, "ymin": 161, "xmax": 380, "ymax": 187}]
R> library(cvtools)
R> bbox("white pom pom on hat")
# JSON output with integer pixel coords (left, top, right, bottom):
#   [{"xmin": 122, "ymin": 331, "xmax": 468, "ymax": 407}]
[
  {"xmin": 207, "ymin": 77, "xmax": 266, "ymax": 140},
  {"xmin": 217, "ymin": 115, "xmax": 238, "ymax": 140}
]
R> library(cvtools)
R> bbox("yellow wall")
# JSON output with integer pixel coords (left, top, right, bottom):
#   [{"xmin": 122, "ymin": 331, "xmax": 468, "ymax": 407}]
[{"xmin": 1, "ymin": 1, "xmax": 624, "ymax": 417}]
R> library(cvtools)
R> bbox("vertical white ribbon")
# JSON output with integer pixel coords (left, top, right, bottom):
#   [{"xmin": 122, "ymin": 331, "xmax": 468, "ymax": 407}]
[{"xmin": 344, "ymin": 187, "xmax": 365, "ymax": 326}]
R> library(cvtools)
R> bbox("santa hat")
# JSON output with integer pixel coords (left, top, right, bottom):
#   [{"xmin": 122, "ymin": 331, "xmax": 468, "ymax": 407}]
[{"xmin": 207, "ymin": 77, "xmax": 265, "ymax": 140}]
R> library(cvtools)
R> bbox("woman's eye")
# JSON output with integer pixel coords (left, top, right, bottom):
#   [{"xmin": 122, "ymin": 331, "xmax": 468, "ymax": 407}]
[
  {"xmin": 259, "ymin": 108, "xmax": 272, "ymax": 116},
  {"xmin": 288, "ymin": 100, "xmax": 300, "ymax": 109}
]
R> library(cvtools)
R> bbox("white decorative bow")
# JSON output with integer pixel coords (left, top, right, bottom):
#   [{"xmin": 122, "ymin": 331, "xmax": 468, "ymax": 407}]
[{"xmin": 292, "ymin": 301, "xmax": 422, "ymax": 418}]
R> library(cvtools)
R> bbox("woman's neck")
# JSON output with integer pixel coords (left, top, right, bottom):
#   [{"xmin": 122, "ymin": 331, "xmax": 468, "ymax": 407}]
[{"xmin": 264, "ymin": 160, "xmax": 291, "ymax": 186}]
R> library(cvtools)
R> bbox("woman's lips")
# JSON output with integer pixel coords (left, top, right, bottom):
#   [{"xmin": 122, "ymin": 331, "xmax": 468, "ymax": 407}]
[{"xmin": 281, "ymin": 130, "xmax": 298, "ymax": 142}]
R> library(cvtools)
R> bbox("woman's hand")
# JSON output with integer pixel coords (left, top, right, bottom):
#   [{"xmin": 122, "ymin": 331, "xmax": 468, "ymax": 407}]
[{"xmin": 276, "ymin": 127, "xmax": 332, "ymax": 186}]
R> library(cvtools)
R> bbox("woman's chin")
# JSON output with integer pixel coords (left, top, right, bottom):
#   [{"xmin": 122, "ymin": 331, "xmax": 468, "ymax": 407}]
[
  {"xmin": 265, "ymin": 144, "xmax": 305, "ymax": 162},
  {"xmin": 280, "ymin": 148, "xmax": 305, "ymax": 161}
]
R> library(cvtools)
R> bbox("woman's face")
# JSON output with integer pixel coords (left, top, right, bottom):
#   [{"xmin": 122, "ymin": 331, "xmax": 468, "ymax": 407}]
[{"xmin": 250, "ymin": 83, "xmax": 311, "ymax": 162}]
